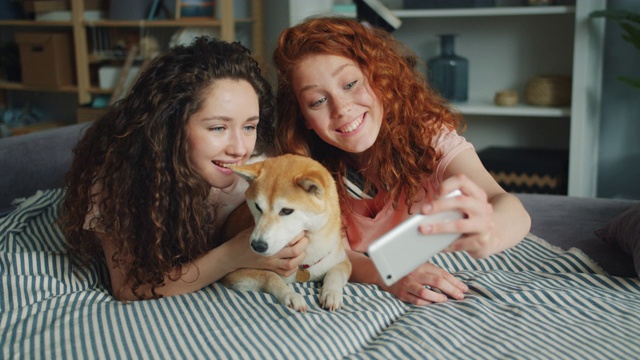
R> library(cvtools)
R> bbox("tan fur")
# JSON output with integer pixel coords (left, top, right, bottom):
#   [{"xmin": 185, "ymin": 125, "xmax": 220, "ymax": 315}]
[{"xmin": 220, "ymin": 154, "xmax": 352, "ymax": 312}]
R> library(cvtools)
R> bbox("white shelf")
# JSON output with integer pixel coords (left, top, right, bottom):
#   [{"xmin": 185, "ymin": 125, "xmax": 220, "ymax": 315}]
[
  {"xmin": 393, "ymin": 2, "xmax": 604, "ymax": 197},
  {"xmin": 333, "ymin": 5, "xmax": 575, "ymax": 19},
  {"xmin": 452, "ymin": 100, "xmax": 570, "ymax": 117},
  {"xmin": 393, "ymin": 5, "xmax": 575, "ymax": 18}
]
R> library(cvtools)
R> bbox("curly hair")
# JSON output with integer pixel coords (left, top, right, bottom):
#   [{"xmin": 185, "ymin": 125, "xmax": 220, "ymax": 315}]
[
  {"xmin": 273, "ymin": 17, "xmax": 464, "ymax": 212},
  {"xmin": 59, "ymin": 36, "xmax": 275, "ymax": 299}
]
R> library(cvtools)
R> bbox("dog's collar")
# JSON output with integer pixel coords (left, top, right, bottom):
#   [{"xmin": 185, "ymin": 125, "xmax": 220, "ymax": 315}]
[
  {"xmin": 296, "ymin": 249, "xmax": 333, "ymax": 282},
  {"xmin": 300, "ymin": 247, "xmax": 334, "ymax": 270},
  {"xmin": 300, "ymin": 255, "xmax": 326, "ymax": 270}
]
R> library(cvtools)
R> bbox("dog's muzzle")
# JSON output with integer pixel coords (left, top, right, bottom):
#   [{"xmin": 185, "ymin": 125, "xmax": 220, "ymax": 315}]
[{"xmin": 251, "ymin": 239, "xmax": 269, "ymax": 254}]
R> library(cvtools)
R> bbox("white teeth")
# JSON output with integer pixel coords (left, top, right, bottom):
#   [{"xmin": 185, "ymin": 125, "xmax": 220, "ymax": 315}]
[
  {"xmin": 338, "ymin": 117, "xmax": 363, "ymax": 133},
  {"xmin": 214, "ymin": 161, "xmax": 234, "ymax": 168}
]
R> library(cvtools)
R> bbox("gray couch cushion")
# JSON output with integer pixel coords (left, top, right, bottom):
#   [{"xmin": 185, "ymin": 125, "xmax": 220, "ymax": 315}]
[
  {"xmin": 517, "ymin": 193, "xmax": 637, "ymax": 277},
  {"xmin": 0, "ymin": 123, "xmax": 88, "ymax": 216},
  {"xmin": 595, "ymin": 203, "xmax": 640, "ymax": 277}
]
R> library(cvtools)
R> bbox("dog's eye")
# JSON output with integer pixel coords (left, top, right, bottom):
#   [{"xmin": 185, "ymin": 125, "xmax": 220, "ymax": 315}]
[
  {"xmin": 279, "ymin": 208, "xmax": 294, "ymax": 216},
  {"xmin": 255, "ymin": 203, "xmax": 263, "ymax": 213}
]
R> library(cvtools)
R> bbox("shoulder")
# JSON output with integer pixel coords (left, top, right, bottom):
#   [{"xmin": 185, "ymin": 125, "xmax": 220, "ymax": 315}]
[
  {"xmin": 431, "ymin": 126, "xmax": 472, "ymax": 154},
  {"xmin": 429, "ymin": 126, "xmax": 475, "ymax": 185}
]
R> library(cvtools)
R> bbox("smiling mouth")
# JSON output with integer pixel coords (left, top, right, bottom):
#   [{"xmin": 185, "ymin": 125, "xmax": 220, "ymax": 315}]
[
  {"xmin": 213, "ymin": 161, "xmax": 235, "ymax": 168},
  {"xmin": 337, "ymin": 116, "xmax": 363, "ymax": 134}
]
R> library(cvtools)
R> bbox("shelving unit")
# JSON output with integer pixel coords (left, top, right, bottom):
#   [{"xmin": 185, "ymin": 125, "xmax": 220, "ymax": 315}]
[
  {"xmin": 374, "ymin": 3, "xmax": 605, "ymax": 197},
  {"xmin": 0, "ymin": 0, "xmax": 264, "ymax": 106},
  {"xmin": 277, "ymin": 2, "xmax": 605, "ymax": 196}
]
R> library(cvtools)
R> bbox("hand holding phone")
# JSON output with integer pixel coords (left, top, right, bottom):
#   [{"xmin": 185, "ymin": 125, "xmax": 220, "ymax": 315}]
[{"xmin": 367, "ymin": 190, "xmax": 463, "ymax": 286}]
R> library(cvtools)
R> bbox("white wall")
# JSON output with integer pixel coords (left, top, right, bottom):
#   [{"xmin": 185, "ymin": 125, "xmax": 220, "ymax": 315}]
[
  {"xmin": 597, "ymin": 0, "xmax": 640, "ymax": 200},
  {"xmin": 264, "ymin": 0, "xmax": 335, "ymax": 85}
]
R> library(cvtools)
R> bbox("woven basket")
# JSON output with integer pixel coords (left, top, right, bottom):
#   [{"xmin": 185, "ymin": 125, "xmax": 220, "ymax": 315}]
[
  {"xmin": 494, "ymin": 90, "xmax": 519, "ymax": 106},
  {"xmin": 524, "ymin": 75, "xmax": 572, "ymax": 106}
]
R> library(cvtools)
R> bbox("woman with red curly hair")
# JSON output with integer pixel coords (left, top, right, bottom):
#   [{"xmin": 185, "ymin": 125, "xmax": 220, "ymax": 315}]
[
  {"xmin": 273, "ymin": 17, "xmax": 531, "ymax": 305},
  {"xmin": 60, "ymin": 37, "xmax": 307, "ymax": 301}
]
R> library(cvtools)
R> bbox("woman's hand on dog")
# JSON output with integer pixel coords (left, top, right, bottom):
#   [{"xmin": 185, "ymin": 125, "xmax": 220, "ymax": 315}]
[
  {"xmin": 227, "ymin": 228, "xmax": 308, "ymax": 276},
  {"xmin": 383, "ymin": 263, "xmax": 468, "ymax": 306},
  {"xmin": 269, "ymin": 232, "xmax": 309, "ymax": 276}
]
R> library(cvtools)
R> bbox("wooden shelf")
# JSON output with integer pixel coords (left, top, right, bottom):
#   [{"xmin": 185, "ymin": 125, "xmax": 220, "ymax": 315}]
[
  {"xmin": 82, "ymin": 18, "xmax": 255, "ymax": 27},
  {"xmin": 83, "ymin": 19, "xmax": 220, "ymax": 27},
  {"xmin": 0, "ymin": 20, "xmax": 72, "ymax": 27},
  {"xmin": 0, "ymin": 81, "xmax": 78, "ymax": 93}
]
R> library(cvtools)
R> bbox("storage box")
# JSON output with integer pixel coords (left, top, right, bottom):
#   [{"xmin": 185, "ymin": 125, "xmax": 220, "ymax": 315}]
[
  {"xmin": 15, "ymin": 32, "xmax": 75, "ymax": 88},
  {"xmin": 478, "ymin": 147, "xmax": 569, "ymax": 195}
]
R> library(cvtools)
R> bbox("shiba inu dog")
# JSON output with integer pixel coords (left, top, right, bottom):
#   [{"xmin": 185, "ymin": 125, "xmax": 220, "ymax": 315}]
[{"xmin": 220, "ymin": 154, "xmax": 352, "ymax": 312}]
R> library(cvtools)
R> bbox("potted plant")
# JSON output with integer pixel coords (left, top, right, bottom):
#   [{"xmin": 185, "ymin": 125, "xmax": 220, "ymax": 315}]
[{"xmin": 590, "ymin": 9, "xmax": 640, "ymax": 89}]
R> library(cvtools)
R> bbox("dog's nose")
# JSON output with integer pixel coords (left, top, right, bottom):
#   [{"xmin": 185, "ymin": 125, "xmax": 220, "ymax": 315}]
[{"xmin": 251, "ymin": 240, "xmax": 268, "ymax": 253}]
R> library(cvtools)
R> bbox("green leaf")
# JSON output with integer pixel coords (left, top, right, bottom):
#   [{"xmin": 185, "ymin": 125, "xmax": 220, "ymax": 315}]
[
  {"xmin": 619, "ymin": 76, "xmax": 640, "ymax": 89},
  {"xmin": 590, "ymin": 9, "xmax": 640, "ymax": 24},
  {"xmin": 620, "ymin": 23, "xmax": 640, "ymax": 51},
  {"xmin": 590, "ymin": 9, "xmax": 640, "ymax": 91}
]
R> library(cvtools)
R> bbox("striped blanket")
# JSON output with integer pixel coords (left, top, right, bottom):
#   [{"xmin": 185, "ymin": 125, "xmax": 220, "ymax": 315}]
[{"xmin": 2, "ymin": 189, "xmax": 640, "ymax": 359}]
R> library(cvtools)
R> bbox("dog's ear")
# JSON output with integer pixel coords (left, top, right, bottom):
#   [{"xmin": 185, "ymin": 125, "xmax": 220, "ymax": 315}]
[
  {"xmin": 231, "ymin": 161, "xmax": 264, "ymax": 183},
  {"xmin": 297, "ymin": 170, "xmax": 326, "ymax": 197}
]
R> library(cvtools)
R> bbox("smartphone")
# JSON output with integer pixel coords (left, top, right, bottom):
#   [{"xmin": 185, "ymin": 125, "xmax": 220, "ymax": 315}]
[{"xmin": 367, "ymin": 190, "xmax": 463, "ymax": 286}]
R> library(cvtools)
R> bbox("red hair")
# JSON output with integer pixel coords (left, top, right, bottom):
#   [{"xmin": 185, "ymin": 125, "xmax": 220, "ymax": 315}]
[{"xmin": 273, "ymin": 17, "xmax": 464, "ymax": 212}]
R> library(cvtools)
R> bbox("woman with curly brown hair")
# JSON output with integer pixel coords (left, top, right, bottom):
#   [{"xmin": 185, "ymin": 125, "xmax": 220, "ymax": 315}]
[
  {"xmin": 60, "ymin": 36, "xmax": 307, "ymax": 301},
  {"xmin": 273, "ymin": 17, "xmax": 530, "ymax": 305}
]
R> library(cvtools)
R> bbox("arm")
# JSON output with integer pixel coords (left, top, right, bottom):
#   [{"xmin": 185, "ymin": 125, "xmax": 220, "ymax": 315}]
[
  {"xmin": 100, "ymin": 227, "xmax": 308, "ymax": 301},
  {"xmin": 423, "ymin": 148, "xmax": 531, "ymax": 258},
  {"xmin": 346, "ymin": 149, "xmax": 529, "ymax": 305}
]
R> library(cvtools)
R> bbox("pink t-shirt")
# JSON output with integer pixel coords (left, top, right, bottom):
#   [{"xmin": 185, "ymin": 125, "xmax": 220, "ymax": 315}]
[{"xmin": 343, "ymin": 129, "xmax": 473, "ymax": 252}]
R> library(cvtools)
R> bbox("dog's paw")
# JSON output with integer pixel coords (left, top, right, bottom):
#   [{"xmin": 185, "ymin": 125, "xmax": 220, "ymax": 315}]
[
  {"xmin": 319, "ymin": 288, "xmax": 343, "ymax": 311},
  {"xmin": 282, "ymin": 292, "xmax": 307, "ymax": 312}
]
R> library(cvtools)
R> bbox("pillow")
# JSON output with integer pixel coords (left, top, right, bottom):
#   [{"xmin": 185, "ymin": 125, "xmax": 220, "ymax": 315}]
[{"xmin": 595, "ymin": 203, "xmax": 640, "ymax": 277}]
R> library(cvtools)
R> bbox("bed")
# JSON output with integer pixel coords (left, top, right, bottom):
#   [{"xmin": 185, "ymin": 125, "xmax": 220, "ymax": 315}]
[{"xmin": 2, "ymin": 124, "xmax": 639, "ymax": 359}]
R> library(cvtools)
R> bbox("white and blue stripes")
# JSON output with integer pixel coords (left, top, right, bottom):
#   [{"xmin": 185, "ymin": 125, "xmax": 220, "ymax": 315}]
[{"xmin": 2, "ymin": 189, "xmax": 640, "ymax": 359}]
